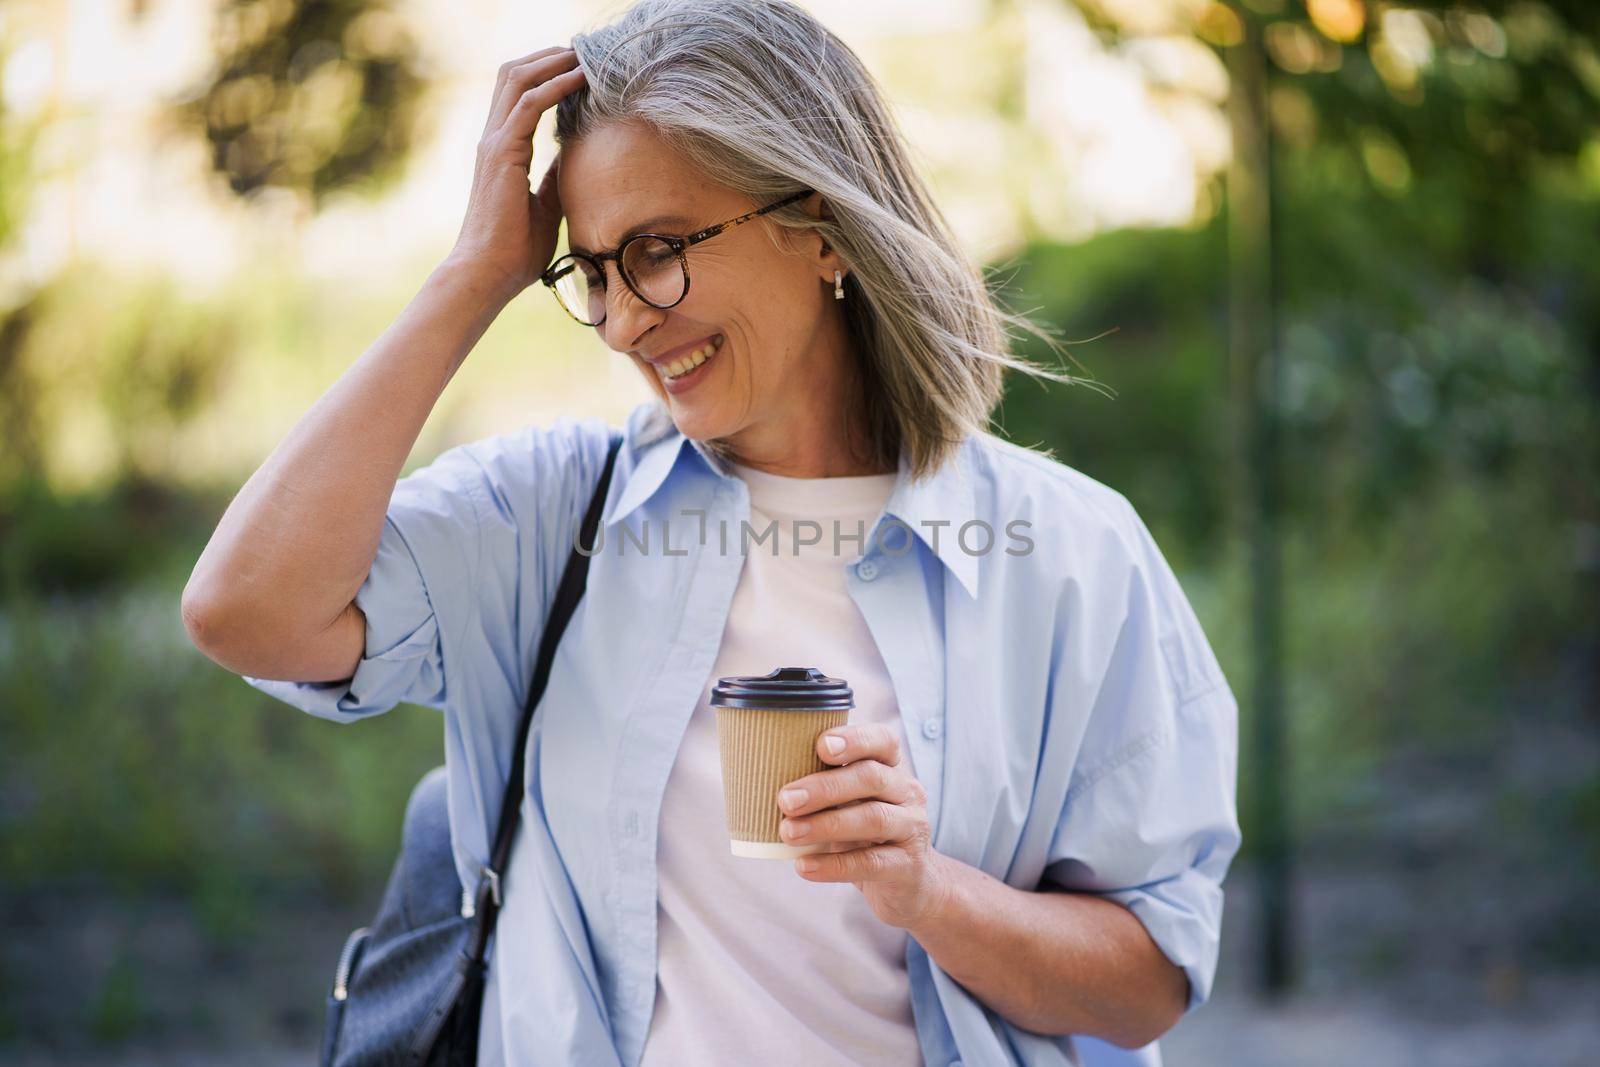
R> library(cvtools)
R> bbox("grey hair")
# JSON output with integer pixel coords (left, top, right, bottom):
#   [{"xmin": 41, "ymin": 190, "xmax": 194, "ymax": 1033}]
[{"xmin": 557, "ymin": 0, "xmax": 1093, "ymax": 480}]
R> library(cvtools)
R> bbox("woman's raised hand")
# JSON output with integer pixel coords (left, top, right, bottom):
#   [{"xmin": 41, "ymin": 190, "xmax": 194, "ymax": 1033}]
[{"xmin": 449, "ymin": 46, "xmax": 587, "ymax": 301}]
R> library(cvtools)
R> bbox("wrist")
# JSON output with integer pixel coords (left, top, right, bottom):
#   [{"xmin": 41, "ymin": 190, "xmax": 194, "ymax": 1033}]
[
  {"xmin": 906, "ymin": 850, "xmax": 968, "ymax": 937},
  {"xmin": 433, "ymin": 254, "xmax": 524, "ymax": 309}
]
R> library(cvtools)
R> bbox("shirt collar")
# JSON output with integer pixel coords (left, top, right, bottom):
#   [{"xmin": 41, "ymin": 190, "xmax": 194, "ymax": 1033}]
[{"xmin": 603, "ymin": 402, "xmax": 982, "ymax": 598}]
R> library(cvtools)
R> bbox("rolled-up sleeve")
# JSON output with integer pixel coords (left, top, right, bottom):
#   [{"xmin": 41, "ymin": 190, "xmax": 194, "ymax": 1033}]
[
  {"xmin": 239, "ymin": 416, "xmax": 613, "ymax": 726},
  {"xmin": 1041, "ymin": 497, "xmax": 1242, "ymax": 1012},
  {"xmin": 240, "ymin": 445, "xmax": 490, "ymax": 723}
]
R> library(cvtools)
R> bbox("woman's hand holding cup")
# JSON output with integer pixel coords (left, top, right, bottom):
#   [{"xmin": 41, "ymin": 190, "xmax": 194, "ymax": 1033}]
[{"xmin": 777, "ymin": 722, "xmax": 951, "ymax": 931}]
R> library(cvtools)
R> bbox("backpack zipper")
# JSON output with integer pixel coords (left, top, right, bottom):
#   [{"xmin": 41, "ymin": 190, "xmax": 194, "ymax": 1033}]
[{"xmin": 332, "ymin": 925, "xmax": 371, "ymax": 1001}]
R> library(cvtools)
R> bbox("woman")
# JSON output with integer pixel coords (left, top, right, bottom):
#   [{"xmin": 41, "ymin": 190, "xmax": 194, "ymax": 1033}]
[{"xmin": 181, "ymin": 2, "xmax": 1240, "ymax": 1065}]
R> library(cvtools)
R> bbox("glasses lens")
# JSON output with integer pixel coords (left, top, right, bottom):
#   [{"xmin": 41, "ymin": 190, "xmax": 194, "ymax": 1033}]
[
  {"xmin": 622, "ymin": 237, "xmax": 686, "ymax": 308},
  {"xmin": 550, "ymin": 255, "xmax": 606, "ymax": 326}
]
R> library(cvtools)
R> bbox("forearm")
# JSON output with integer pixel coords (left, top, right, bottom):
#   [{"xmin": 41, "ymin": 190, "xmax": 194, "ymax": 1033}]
[
  {"xmin": 182, "ymin": 257, "xmax": 513, "ymax": 669},
  {"xmin": 907, "ymin": 852, "xmax": 1188, "ymax": 1048}
]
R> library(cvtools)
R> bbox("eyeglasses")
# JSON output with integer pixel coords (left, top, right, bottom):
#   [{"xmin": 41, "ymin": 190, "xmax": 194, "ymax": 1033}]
[{"xmin": 539, "ymin": 189, "xmax": 812, "ymax": 327}]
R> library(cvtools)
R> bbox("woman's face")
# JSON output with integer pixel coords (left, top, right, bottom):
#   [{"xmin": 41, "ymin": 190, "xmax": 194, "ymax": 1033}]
[{"xmin": 556, "ymin": 121, "xmax": 844, "ymax": 448}]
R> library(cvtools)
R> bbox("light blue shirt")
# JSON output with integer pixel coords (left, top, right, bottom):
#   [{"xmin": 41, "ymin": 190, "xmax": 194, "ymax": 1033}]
[{"xmin": 243, "ymin": 398, "xmax": 1240, "ymax": 1067}]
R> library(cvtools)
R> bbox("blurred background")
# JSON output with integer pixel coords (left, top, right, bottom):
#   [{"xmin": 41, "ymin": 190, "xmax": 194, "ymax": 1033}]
[{"xmin": 1, "ymin": 0, "xmax": 1595, "ymax": 1063}]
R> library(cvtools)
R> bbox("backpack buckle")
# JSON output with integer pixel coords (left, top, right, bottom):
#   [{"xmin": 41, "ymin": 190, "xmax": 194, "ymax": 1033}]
[{"xmin": 480, "ymin": 864, "xmax": 502, "ymax": 908}]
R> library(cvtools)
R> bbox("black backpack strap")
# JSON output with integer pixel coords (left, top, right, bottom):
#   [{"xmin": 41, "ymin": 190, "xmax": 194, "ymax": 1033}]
[{"xmin": 466, "ymin": 427, "xmax": 623, "ymax": 961}]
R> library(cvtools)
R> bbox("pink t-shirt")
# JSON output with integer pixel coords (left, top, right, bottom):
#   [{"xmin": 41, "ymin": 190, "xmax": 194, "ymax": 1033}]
[{"xmin": 638, "ymin": 458, "xmax": 924, "ymax": 1065}]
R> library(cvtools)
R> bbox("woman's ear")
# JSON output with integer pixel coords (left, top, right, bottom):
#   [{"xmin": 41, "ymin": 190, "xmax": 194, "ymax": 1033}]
[{"xmin": 808, "ymin": 193, "xmax": 845, "ymax": 276}]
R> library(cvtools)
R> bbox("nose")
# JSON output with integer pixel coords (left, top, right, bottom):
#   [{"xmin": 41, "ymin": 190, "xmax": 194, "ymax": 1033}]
[{"xmin": 598, "ymin": 262, "xmax": 667, "ymax": 351}]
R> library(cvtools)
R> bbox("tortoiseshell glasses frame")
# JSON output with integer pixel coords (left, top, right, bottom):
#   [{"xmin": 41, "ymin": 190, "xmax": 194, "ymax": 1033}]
[{"xmin": 539, "ymin": 188, "xmax": 813, "ymax": 326}]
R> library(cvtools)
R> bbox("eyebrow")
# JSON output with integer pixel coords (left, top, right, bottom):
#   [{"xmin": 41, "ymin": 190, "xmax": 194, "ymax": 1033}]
[{"xmin": 568, "ymin": 213, "xmax": 697, "ymax": 256}]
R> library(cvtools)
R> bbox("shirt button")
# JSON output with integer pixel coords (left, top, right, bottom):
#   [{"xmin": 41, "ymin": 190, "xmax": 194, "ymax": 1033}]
[
  {"xmin": 856, "ymin": 558, "xmax": 880, "ymax": 580},
  {"xmin": 921, "ymin": 718, "xmax": 943, "ymax": 740}
]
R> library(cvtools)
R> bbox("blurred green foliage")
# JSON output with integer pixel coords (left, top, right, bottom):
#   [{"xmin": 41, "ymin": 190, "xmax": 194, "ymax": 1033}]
[
  {"xmin": 0, "ymin": 264, "xmax": 240, "ymax": 499},
  {"xmin": 0, "ymin": 33, "xmax": 40, "ymax": 248},
  {"xmin": 169, "ymin": 0, "xmax": 430, "ymax": 206},
  {"xmin": 997, "ymin": 226, "xmax": 1596, "ymax": 846},
  {"xmin": 0, "ymin": 579, "xmax": 441, "ymax": 908},
  {"xmin": 993, "ymin": 0, "xmax": 1599, "ymax": 884}
]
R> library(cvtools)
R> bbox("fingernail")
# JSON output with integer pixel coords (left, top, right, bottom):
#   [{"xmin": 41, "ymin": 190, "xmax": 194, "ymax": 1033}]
[
  {"xmin": 780, "ymin": 818, "xmax": 808, "ymax": 839},
  {"xmin": 796, "ymin": 857, "xmax": 818, "ymax": 873},
  {"xmin": 823, "ymin": 734, "xmax": 845, "ymax": 756},
  {"xmin": 779, "ymin": 787, "xmax": 806, "ymax": 809}
]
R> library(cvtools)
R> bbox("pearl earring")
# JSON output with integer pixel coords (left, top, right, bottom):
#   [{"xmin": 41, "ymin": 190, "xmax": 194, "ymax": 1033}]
[{"xmin": 834, "ymin": 270, "xmax": 845, "ymax": 300}]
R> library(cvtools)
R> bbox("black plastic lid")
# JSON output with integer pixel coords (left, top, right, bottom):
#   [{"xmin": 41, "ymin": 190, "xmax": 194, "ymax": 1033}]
[{"xmin": 709, "ymin": 666, "xmax": 854, "ymax": 711}]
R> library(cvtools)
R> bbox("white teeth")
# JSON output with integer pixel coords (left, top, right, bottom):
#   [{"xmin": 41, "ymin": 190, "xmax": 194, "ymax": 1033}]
[{"xmin": 659, "ymin": 335, "xmax": 723, "ymax": 381}]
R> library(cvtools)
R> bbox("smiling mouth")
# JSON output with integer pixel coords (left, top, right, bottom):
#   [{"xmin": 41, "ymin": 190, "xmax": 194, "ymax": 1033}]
[{"xmin": 655, "ymin": 334, "xmax": 725, "ymax": 382}]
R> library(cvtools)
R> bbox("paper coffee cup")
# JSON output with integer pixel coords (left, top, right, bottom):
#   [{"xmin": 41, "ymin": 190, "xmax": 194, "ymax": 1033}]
[{"xmin": 711, "ymin": 667, "xmax": 853, "ymax": 859}]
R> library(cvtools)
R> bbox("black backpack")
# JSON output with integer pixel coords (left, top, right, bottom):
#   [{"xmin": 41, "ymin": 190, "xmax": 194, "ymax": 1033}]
[{"xmin": 319, "ymin": 429, "xmax": 623, "ymax": 1066}]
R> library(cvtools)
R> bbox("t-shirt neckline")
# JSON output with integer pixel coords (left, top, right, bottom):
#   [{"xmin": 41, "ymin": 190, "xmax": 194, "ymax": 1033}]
[{"xmin": 726, "ymin": 459, "xmax": 897, "ymax": 518}]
